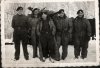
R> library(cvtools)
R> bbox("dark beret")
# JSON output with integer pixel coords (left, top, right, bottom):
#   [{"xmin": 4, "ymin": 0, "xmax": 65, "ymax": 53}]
[{"xmin": 16, "ymin": 6, "xmax": 23, "ymax": 11}]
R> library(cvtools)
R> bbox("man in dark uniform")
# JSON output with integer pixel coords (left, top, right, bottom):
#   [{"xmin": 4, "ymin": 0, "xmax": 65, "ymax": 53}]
[
  {"xmin": 73, "ymin": 9, "xmax": 91, "ymax": 60},
  {"xmin": 53, "ymin": 9, "xmax": 73, "ymax": 61},
  {"xmin": 12, "ymin": 7, "xmax": 29, "ymax": 60}
]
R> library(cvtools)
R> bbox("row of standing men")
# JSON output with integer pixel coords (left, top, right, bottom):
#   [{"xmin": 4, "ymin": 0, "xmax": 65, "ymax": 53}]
[{"xmin": 12, "ymin": 6, "xmax": 91, "ymax": 62}]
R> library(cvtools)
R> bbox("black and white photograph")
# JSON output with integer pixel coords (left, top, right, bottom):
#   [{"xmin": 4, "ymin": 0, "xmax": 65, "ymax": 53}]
[{"xmin": 1, "ymin": 0, "xmax": 99, "ymax": 67}]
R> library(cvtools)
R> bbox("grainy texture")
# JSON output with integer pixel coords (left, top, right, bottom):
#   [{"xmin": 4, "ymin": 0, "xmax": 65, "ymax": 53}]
[
  {"xmin": 4, "ymin": 2, "xmax": 95, "ymax": 39},
  {"xmin": 1, "ymin": 0, "xmax": 99, "ymax": 67}
]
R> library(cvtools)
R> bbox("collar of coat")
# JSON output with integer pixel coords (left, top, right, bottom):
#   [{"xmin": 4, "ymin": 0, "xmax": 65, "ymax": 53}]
[{"xmin": 39, "ymin": 19, "xmax": 55, "ymax": 30}]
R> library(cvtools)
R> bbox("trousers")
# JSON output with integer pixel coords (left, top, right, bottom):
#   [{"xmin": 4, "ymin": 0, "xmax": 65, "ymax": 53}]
[{"xmin": 13, "ymin": 29, "xmax": 29, "ymax": 59}]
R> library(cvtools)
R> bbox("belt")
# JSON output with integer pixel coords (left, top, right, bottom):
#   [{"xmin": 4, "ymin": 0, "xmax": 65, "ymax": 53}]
[
  {"xmin": 15, "ymin": 27, "xmax": 27, "ymax": 30},
  {"xmin": 41, "ymin": 31, "xmax": 50, "ymax": 34},
  {"xmin": 45, "ymin": 32, "xmax": 49, "ymax": 34},
  {"xmin": 56, "ymin": 29, "xmax": 62, "ymax": 32}
]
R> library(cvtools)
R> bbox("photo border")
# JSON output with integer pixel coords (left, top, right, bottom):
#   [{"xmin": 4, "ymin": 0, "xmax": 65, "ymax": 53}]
[{"xmin": 1, "ymin": 0, "xmax": 99, "ymax": 67}]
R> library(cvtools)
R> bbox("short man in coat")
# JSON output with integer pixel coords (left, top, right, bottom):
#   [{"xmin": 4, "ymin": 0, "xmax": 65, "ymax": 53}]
[{"xmin": 73, "ymin": 9, "xmax": 91, "ymax": 59}]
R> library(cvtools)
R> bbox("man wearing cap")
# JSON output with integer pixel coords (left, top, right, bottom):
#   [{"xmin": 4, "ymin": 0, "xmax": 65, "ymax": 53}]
[
  {"xmin": 28, "ymin": 8, "xmax": 40, "ymax": 58},
  {"xmin": 73, "ymin": 9, "xmax": 91, "ymax": 60},
  {"xmin": 12, "ymin": 7, "xmax": 29, "ymax": 60},
  {"xmin": 53, "ymin": 9, "xmax": 73, "ymax": 61}
]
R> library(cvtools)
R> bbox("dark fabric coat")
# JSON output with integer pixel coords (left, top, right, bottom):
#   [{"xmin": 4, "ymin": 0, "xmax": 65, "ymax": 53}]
[
  {"xmin": 53, "ymin": 15, "xmax": 73, "ymax": 60},
  {"xmin": 36, "ymin": 19, "xmax": 56, "ymax": 36},
  {"xmin": 12, "ymin": 14, "xmax": 29, "ymax": 60},
  {"xmin": 12, "ymin": 14, "xmax": 29, "ymax": 29},
  {"xmin": 12, "ymin": 14, "xmax": 29, "ymax": 42},
  {"xmin": 73, "ymin": 16, "xmax": 91, "ymax": 58},
  {"xmin": 73, "ymin": 17, "xmax": 91, "ymax": 42},
  {"xmin": 53, "ymin": 15, "xmax": 73, "ymax": 36}
]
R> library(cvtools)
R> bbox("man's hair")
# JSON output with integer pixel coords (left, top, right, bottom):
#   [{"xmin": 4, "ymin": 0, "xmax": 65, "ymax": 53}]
[
  {"xmin": 32, "ymin": 8, "xmax": 39, "ymax": 13},
  {"xmin": 16, "ymin": 6, "xmax": 23, "ymax": 11},
  {"xmin": 58, "ymin": 9, "xmax": 66, "ymax": 19},
  {"xmin": 31, "ymin": 8, "xmax": 40, "ymax": 18},
  {"xmin": 58, "ymin": 9, "xmax": 64, "ymax": 14},
  {"xmin": 77, "ymin": 9, "xmax": 84, "ymax": 14}
]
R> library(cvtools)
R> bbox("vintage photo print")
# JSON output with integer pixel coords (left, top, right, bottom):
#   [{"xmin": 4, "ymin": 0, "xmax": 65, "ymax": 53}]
[{"xmin": 1, "ymin": 0, "xmax": 99, "ymax": 67}]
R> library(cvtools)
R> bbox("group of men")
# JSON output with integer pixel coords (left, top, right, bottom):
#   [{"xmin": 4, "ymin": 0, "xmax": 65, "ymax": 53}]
[{"xmin": 12, "ymin": 6, "xmax": 91, "ymax": 63}]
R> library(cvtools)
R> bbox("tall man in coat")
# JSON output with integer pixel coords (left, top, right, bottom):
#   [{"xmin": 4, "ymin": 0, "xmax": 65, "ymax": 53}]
[
  {"xmin": 12, "ymin": 7, "xmax": 29, "ymax": 60},
  {"xmin": 73, "ymin": 9, "xmax": 91, "ymax": 59}
]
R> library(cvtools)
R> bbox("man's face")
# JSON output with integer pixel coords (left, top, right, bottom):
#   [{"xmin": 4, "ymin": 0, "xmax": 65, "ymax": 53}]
[
  {"xmin": 34, "ymin": 10, "xmax": 39, "ymax": 15},
  {"xmin": 78, "ymin": 12, "xmax": 84, "ymax": 18},
  {"xmin": 59, "ymin": 11, "xmax": 64, "ymax": 17},
  {"xmin": 42, "ymin": 13, "xmax": 47, "ymax": 20},
  {"xmin": 17, "ymin": 10, "xmax": 23, "ymax": 15}
]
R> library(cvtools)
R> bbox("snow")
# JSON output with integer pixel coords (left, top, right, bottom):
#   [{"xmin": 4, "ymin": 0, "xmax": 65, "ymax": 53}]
[{"xmin": 2, "ymin": 40, "xmax": 97, "ymax": 67}]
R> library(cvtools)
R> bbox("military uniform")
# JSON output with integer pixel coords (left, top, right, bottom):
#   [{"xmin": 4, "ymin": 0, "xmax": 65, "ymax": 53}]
[
  {"xmin": 54, "ymin": 16, "xmax": 73, "ymax": 60},
  {"xmin": 12, "ymin": 14, "xmax": 29, "ymax": 60},
  {"xmin": 28, "ymin": 16, "xmax": 39, "ymax": 58},
  {"xmin": 36, "ymin": 19, "xmax": 56, "ymax": 60},
  {"xmin": 73, "ymin": 17, "xmax": 91, "ymax": 59}
]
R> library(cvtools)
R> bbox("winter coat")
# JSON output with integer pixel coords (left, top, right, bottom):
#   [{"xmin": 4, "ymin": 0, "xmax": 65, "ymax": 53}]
[
  {"xmin": 36, "ymin": 19, "xmax": 56, "ymax": 36},
  {"xmin": 73, "ymin": 17, "xmax": 91, "ymax": 42}
]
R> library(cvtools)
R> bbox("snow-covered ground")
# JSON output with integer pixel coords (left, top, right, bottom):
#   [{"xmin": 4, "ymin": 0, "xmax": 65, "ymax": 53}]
[{"xmin": 2, "ymin": 40, "xmax": 97, "ymax": 67}]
